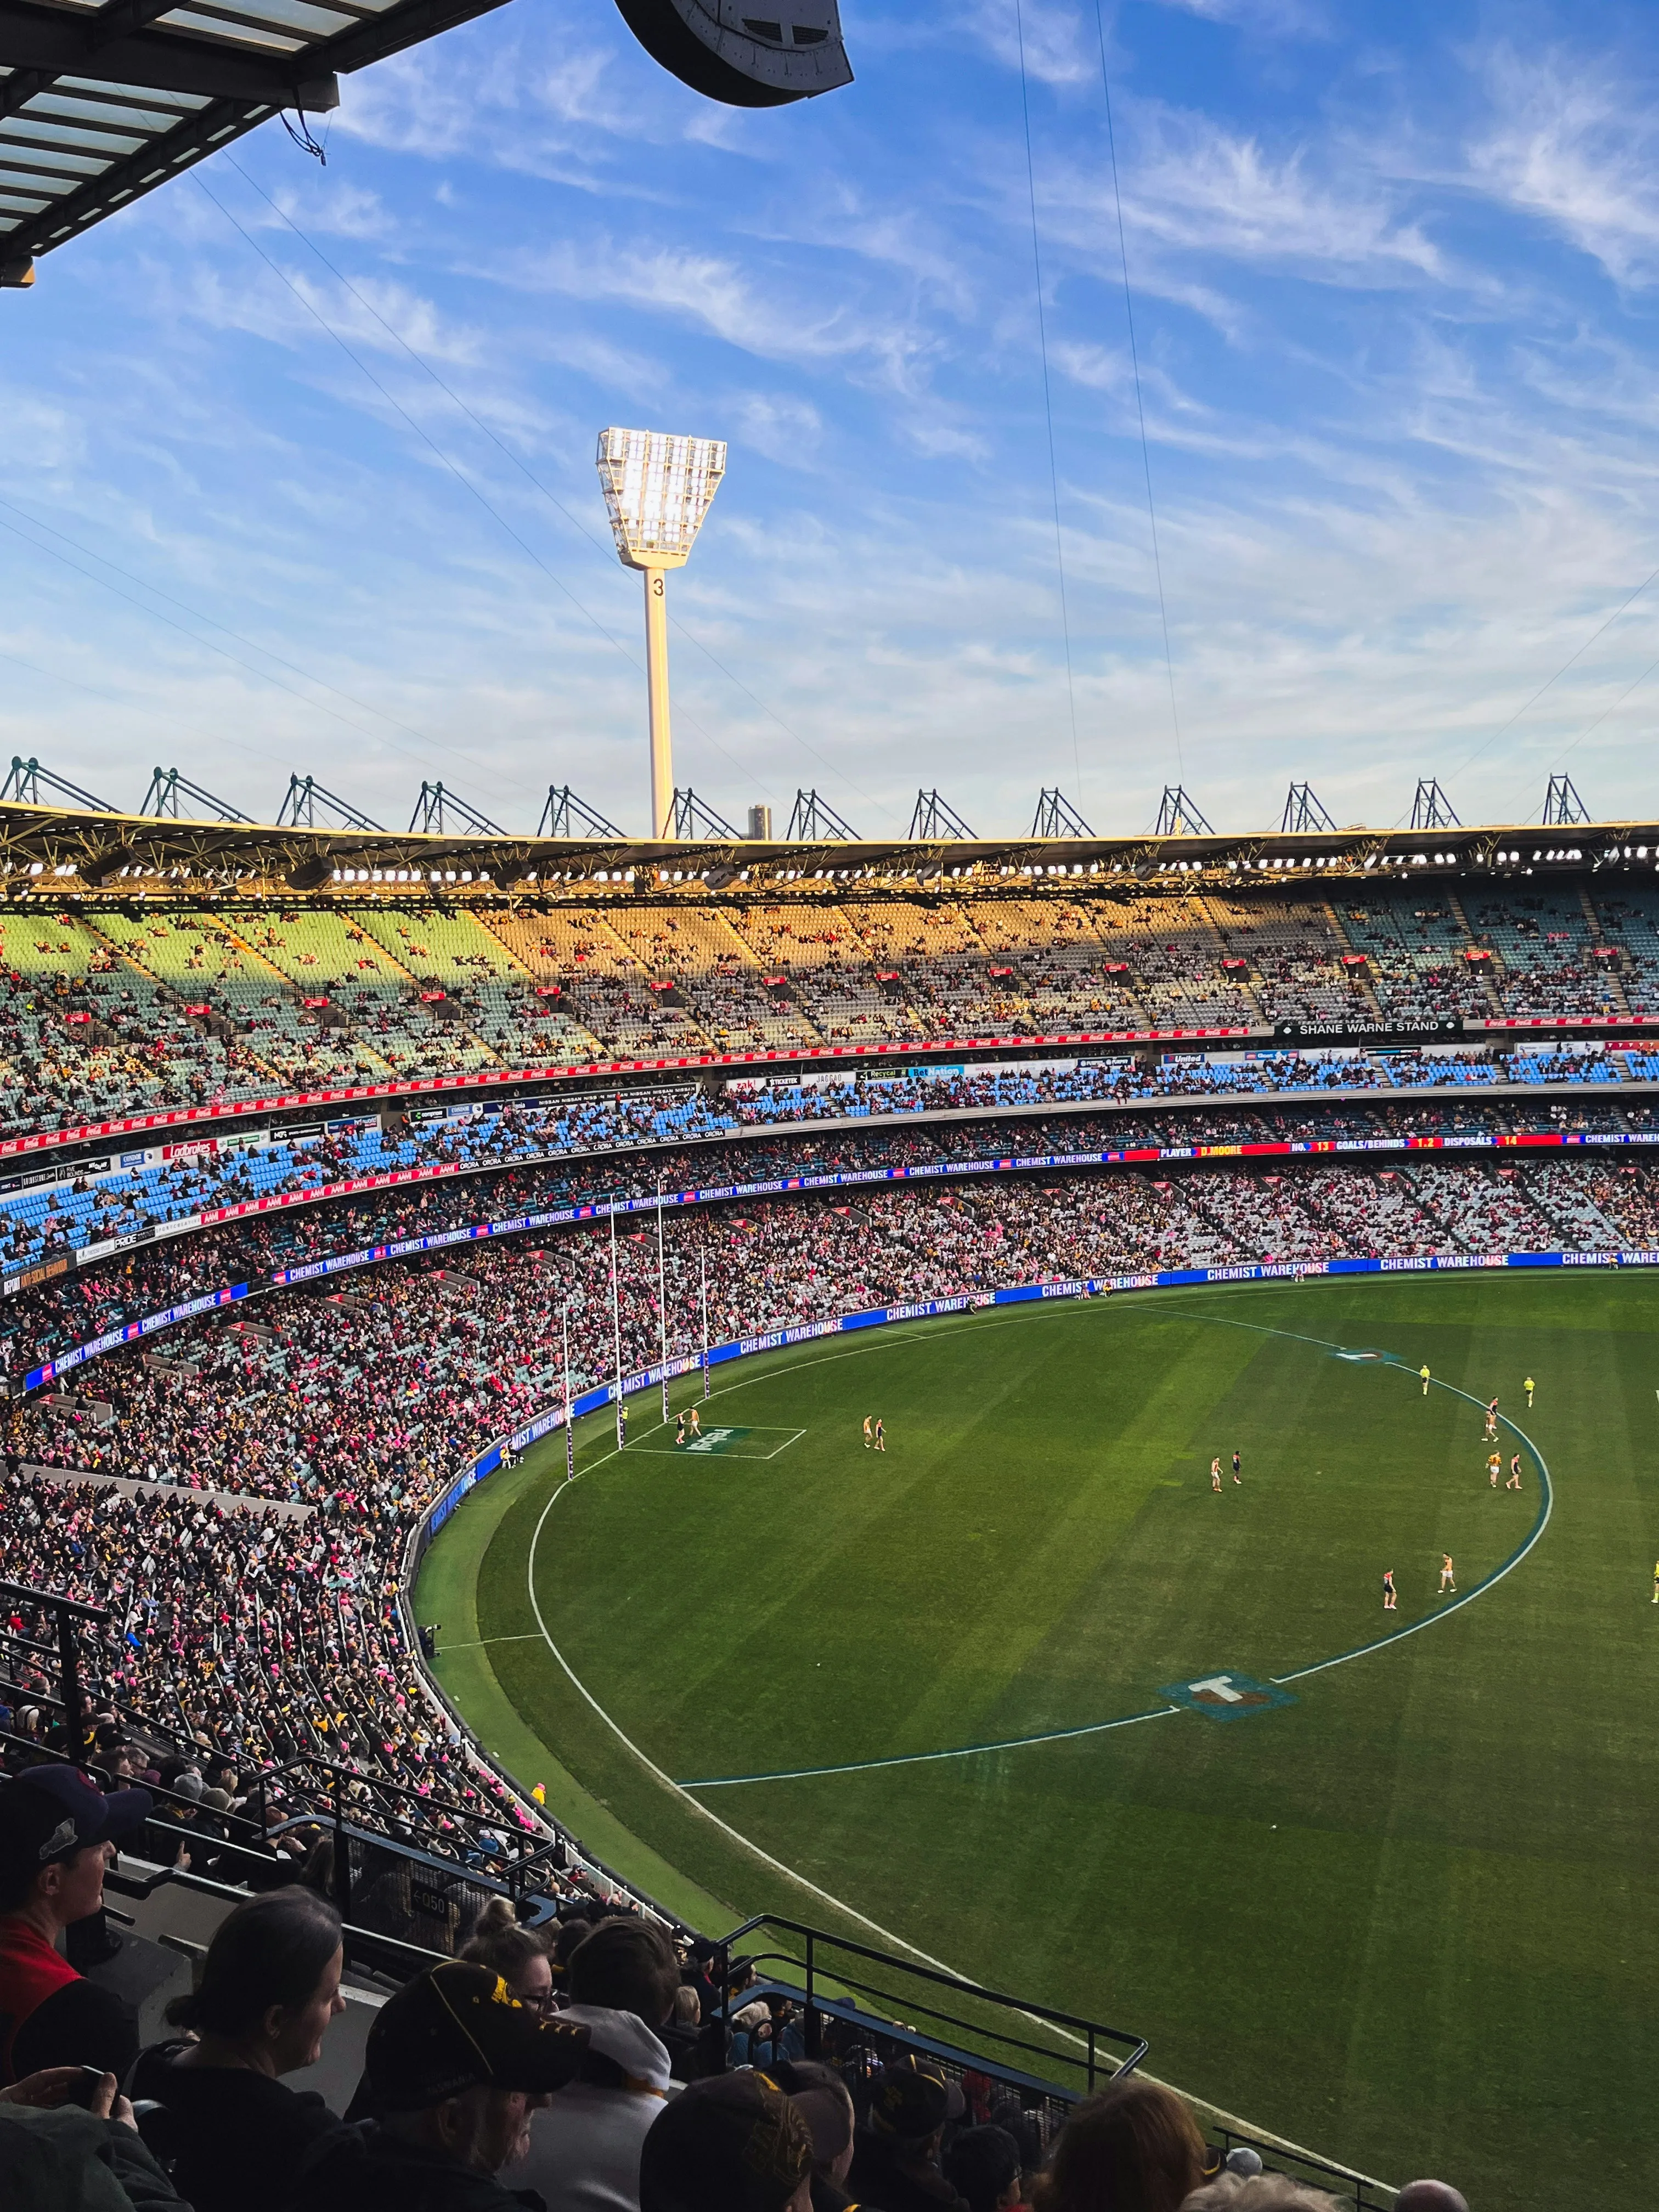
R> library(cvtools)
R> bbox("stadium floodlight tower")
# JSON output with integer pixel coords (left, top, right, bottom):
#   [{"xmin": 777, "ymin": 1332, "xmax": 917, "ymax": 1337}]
[{"xmin": 597, "ymin": 427, "xmax": 727, "ymax": 840}]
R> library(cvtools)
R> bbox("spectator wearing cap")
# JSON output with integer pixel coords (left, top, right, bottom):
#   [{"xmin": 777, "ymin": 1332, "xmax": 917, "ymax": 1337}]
[
  {"xmin": 1032, "ymin": 2079, "xmax": 1206, "ymax": 2212},
  {"xmin": 944, "ymin": 2124, "xmax": 1024, "ymax": 2212},
  {"xmin": 128, "ymin": 1887, "xmax": 348, "ymax": 2212},
  {"xmin": 848, "ymin": 2055, "xmax": 970, "ymax": 2212},
  {"xmin": 284, "ymin": 1959, "xmax": 589, "ymax": 2212},
  {"xmin": 0, "ymin": 1765, "xmax": 151, "ymax": 2086},
  {"xmin": 680, "ymin": 1940, "xmax": 721, "ymax": 2026},
  {"xmin": 768, "ymin": 2058, "xmax": 857, "ymax": 2212},
  {"xmin": 514, "ymin": 1914, "xmax": 684, "ymax": 2212},
  {"xmin": 639, "ymin": 2070, "xmax": 815, "ymax": 2212},
  {"xmin": 747, "ymin": 1997, "xmax": 806, "ymax": 2073}
]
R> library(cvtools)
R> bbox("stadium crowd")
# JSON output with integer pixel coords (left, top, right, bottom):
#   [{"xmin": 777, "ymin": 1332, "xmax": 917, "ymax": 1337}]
[
  {"xmin": 1, "ymin": 1147, "xmax": 1655, "ymax": 1815},
  {"xmin": 0, "ymin": 894, "xmax": 1625, "ymax": 2212},
  {"xmin": 2, "ymin": 874, "xmax": 1657, "ymax": 1141},
  {"xmin": 0, "ymin": 1783, "xmax": 1473, "ymax": 2212},
  {"xmin": 3, "ymin": 1080, "xmax": 1655, "ymax": 1376},
  {"xmin": 0, "ymin": 1038, "xmax": 1646, "ymax": 1276}
]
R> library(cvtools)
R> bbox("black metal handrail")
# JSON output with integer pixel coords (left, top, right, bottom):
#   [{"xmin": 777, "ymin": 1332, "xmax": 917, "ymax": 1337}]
[
  {"xmin": 732, "ymin": 1973, "xmax": 1095, "ymax": 2104},
  {"xmin": 104, "ymin": 1858, "xmax": 450, "ymax": 1984},
  {"xmin": 1209, "ymin": 2125, "xmax": 1395, "ymax": 2212},
  {"xmin": 713, "ymin": 1914, "xmax": 1148, "ymax": 2100},
  {"xmin": 0, "ymin": 1576, "xmax": 108, "ymax": 1750},
  {"xmin": 250, "ymin": 1754, "xmax": 562, "ymax": 1917}
]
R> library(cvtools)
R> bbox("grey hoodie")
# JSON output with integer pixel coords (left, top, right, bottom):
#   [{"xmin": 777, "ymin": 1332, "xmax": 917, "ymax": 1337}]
[{"xmin": 507, "ymin": 2004, "xmax": 680, "ymax": 2212}]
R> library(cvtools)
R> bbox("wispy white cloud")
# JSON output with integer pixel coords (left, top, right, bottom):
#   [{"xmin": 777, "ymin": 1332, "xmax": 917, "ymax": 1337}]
[
  {"xmin": 496, "ymin": 239, "xmax": 943, "ymax": 391},
  {"xmin": 1146, "ymin": 0, "xmax": 1333, "ymax": 33},
  {"xmin": 5, "ymin": 0, "xmax": 1659, "ymax": 844},
  {"xmin": 963, "ymin": 0, "xmax": 1097, "ymax": 89},
  {"xmin": 729, "ymin": 392, "xmax": 826, "ymax": 467},
  {"xmin": 1117, "ymin": 106, "xmax": 1446, "ymax": 282},
  {"xmin": 268, "ymin": 179, "xmax": 393, "ymax": 243},
  {"xmin": 1467, "ymin": 40, "xmax": 1659, "ymax": 287}
]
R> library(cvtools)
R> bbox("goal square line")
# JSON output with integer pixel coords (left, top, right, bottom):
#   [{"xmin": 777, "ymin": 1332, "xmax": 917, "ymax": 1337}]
[{"xmin": 633, "ymin": 1424, "xmax": 808, "ymax": 1462}]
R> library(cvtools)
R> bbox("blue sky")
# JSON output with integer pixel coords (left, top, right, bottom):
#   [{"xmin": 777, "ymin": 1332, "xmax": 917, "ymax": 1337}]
[{"xmin": 5, "ymin": 0, "xmax": 1659, "ymax": 839}]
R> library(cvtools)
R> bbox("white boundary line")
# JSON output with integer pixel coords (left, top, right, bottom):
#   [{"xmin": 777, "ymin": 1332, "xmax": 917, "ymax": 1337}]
[
  {"xmin": 1166, "ymin": 1310, "xmax": 1556, "ymax": 1687},
  {"xmin": 523, "ymin": 1451, "xmax": 1389, "ymax": 2181},
  {"xmin": 515, "ymin": 1311, "xmax": 1403, "ymax": 2190}
]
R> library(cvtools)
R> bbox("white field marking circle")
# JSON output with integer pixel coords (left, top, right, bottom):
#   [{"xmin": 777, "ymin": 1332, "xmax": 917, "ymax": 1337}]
[
  {"xmin": 674, "ymin": 1312, "xmax": 1552, "ymax": 1786},
  {"xmin": 521, "ymin": 1415, "xmax": 1391, "ymax": 2185},
  {"xmin": 511, "ymin": 1293, "xmax": 1487, "ymax": 2189}
]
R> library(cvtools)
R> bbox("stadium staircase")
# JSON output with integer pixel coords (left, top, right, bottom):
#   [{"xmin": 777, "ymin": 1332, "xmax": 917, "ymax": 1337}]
[
  {"xmin": 88, "ymin": 916, "xmax": 296, "ymax": 1091},
  {"xmin": 1317, "ymin": 902, "xmax": 1386, "ymax": 1023},
  {"xmin": 1576, "ymin": 885, "xmax": 1633, "ymax": 1016},
  {"xmin": 64, "ymin": 916, "xmax": 273, "ymax": 1098},
  {"xmin": 1194, "ymin": 895, "xmax": 1273, "ymax": 1026},
  {"xmin": 1442, "ymin": 891, "xmax": 1509, "ymax": 1019}
]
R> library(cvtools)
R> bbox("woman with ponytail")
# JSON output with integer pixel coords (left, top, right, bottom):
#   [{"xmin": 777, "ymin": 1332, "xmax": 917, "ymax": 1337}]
[{"xmin": 129, "ymin": 1886, "xmax": 348, "ymax": 2212}]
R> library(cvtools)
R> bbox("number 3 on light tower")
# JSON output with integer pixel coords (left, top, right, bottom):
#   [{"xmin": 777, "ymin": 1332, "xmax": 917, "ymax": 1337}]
[{"xmin": 652, "ymin": 575, "xmax": 665, "ymax": 599}]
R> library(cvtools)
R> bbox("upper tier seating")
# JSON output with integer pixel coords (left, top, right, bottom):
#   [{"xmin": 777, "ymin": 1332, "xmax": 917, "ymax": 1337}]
[{"xmin": 0, "ymin": 883, "xmax": 1651, "ymax": 1143}]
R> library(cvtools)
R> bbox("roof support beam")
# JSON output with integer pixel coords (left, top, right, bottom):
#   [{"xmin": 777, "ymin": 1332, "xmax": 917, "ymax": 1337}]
[
  {"xmin": 2, "ymin": 89, "xmax": 272, "ymax": 258},
  {"xmin": 0, "ymin": 0, "xmax": 340, "ymax": 106}
]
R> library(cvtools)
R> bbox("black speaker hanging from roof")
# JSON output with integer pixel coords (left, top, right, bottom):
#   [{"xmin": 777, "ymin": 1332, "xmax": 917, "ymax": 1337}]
[{"xmin": 613, "ymin": 0, "xmax": 852, "ymax": 106}]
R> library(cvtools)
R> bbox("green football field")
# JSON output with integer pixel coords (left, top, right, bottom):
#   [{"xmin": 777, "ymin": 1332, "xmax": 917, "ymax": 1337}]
[{"xmin": 418, "ymin": 1273, "xmax": 1659, "ymax": 2208}]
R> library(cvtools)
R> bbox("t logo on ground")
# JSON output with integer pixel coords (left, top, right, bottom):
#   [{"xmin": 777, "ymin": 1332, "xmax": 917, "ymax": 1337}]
[
  {"xmin": 647, "ymin": 1424, "xmax": 806, "ymax": 1460},
  {"xmin": 684, "ymin": 1425, "xmax": 742, "ymax": 1454},
  {"xmin": 1160, "ymin": 1671, "xmax": 1297, "ymax": 1723}
]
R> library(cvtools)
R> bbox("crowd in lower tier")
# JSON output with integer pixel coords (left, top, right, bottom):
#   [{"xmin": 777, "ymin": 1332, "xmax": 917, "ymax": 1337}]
[{"xmin": 0, "ymin": 1769, "xmax": 1471, "ymax": 2212}]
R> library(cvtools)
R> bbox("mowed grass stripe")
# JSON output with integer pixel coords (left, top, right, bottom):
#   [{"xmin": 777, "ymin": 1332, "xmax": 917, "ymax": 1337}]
[{"xmin": 428, "ymin": 1274, "xmax": 1659, "ymax": 2210}]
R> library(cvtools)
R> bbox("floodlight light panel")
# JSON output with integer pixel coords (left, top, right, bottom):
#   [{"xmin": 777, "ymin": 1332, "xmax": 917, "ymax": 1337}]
[{"xmin": 596, "ymin": 427, "xmax": 726, "ymax": 569}]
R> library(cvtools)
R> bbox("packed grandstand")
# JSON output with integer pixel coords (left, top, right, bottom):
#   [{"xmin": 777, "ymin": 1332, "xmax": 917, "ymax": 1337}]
[
  {"xmin": 4, "ymin": 823, "xmax": 1654, "ymax": 2204},
  {"xmin": 3, "ymin": 867, "xmax": 1657, "ymax": 1138}
]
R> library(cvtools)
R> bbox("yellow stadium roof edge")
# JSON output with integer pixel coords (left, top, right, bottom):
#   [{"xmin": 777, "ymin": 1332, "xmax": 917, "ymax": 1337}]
[
  {"xmin": 0, "ymin": 0, "xmax": 522, "ymax": 281},
  {"xmin": 0, "ymin": 796, "xmax": 1651, "ymax": 895}
]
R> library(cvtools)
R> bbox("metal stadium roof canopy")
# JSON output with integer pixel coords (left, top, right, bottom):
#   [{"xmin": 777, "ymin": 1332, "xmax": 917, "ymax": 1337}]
[
  {"xmin": 0, "ymin": 795, "xmax": 1652, "ymax": 896},
  {"xmin": 0, "ymin": 0, "xmax": 506, "ymax": 281},
  {"xmin": 0, "ymin": 0, "xmax": 853, "ymax": 283}
]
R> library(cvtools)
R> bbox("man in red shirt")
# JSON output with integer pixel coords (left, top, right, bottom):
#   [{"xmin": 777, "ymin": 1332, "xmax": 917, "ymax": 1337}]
[{"xmin": 0, "ymin": 1767, "xmax": 152, "ymax": 2085}]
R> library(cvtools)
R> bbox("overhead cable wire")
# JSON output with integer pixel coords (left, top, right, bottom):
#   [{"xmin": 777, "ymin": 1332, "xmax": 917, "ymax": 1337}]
[
  {"xmin": 0, "ymin": 491, "xmax": 499, "ymax": 777},
  {"xmin": 0, "ymin": 506, "xmax": 389, "ymax": 762},
  {"xmin": 223, "ymin": 155, "xmax": 896, "ymax": 828},
  {"xmin": 0, "ymin": 641, "xmax": 125, "ymax": 702},
  {"xmin": 1531, "ymin": 652, "xmax": 1659, "ymax": 802},
  {"xmin": 1092, "ymin": 0, "xmax": 1183, "ymax": 781},
  {"xmin": 1444, "ymin": 556, "xmax": 1659, "ymax": 795},
  {"xmin": 192, "ymin": 170, "xmax": 774, "ymax": 810},
  {"xmin": 1014, "ymin": 0, "xmax": 1083, "ymax": 805}
]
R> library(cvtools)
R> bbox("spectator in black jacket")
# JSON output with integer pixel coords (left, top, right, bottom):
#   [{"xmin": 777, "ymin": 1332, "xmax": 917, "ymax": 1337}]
[
  {"xmin": 848, "ymin": 2056, "xmax": 970, "ymax": 2212},
  {"xmin": 944, "ymin": 2125, "xmax": 1023, "ymax": 2212},
  {"xmin": 129, "ymin": 1886, "xmax": 348, "ymax": 2212},
  {"xmin": 0, "ymin": 1765, "xmax": 150, "ymax": 2086},
  {"xmin": 288, "ymin": 1959, "xmax": 589, "ymax": 2212}
]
